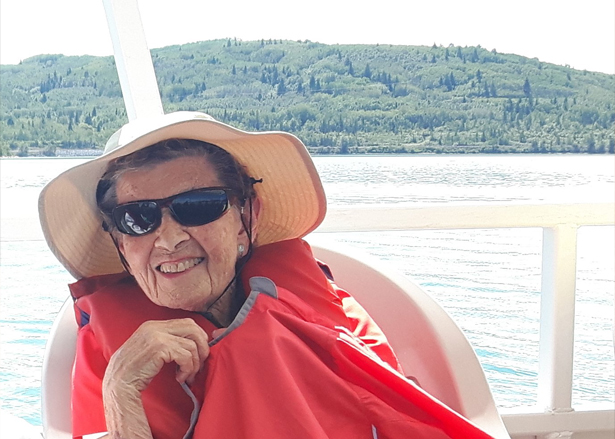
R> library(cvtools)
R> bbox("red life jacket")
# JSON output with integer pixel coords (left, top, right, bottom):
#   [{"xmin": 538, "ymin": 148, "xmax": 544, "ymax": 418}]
[
  {"xmin": 240, "ymin": 239, "xmax": 402, "ymax": 372},
  {"xmin": 70, "ymin": 239, "xmax": 493, "ymax": 439},
  {"xmin": 189, "ymin": 277, "xmax": 494, "ymax": 439}
]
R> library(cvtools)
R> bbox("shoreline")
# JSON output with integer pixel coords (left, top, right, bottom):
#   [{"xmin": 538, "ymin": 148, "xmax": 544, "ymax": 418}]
[{"xmin": 2, "ymin": 151, "xmax": 615, "ymax": 160}]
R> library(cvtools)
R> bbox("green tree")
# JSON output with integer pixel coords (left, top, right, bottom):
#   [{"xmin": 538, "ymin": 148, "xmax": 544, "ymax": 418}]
[
  {"xmin": 483, "ymin": 82, "xmax": 490, "ymax": 97},
  {"xmin": 344, "ymin": 57, "xmax": 354, "ymax": 75},
  {"xmin": 42, "ymin": 144, "xmax": 57, "ymax": 157},
  {"xmin": 587, "ymin": 135, "xmax": 596, "ymax": 153},
  {"xmin": 0, "ymin": 144, "xmax": 11, "ymax": 157},
  {"xmin": 276, "ymin": 79, "xmax": 286, "ymax": 95},
  {"xmin": 471, "ymin": 48, "xmax": 479, "ymax": 62},
  {"xmin": 17, "ymin": 145, "xmax": 28, "ymax": 157},
  {"xmin": 523, "ymin": 78, "xmax": 532, "ymax": 97}
]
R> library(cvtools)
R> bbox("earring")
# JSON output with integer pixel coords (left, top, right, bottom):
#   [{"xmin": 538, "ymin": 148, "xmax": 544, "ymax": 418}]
[{"xmin": 238, "ymin": 244, "xmax": 245, "ymax": 256}]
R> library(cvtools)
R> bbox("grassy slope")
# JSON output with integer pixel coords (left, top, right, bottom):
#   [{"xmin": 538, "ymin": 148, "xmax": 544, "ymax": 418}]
[{"xmin": 1, "ymin": 39, "xmax": 613, "ymax": 155}]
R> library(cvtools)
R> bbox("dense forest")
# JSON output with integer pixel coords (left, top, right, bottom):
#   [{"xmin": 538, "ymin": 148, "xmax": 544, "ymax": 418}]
[{"xmin": 1, "ymin": 39, "xmax": 613, "ymax": 156}]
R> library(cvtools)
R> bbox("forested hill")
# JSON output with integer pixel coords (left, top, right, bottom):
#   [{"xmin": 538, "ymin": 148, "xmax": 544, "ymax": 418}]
[{"xmin": 1, "ymin": 39, "xmax": 613, "ymax": 156}]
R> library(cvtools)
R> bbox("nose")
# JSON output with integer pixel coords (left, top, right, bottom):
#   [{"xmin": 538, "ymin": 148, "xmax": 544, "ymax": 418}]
[{"xmin": 153, "ymin": 209, "xmax": 190, "ymax": 251}]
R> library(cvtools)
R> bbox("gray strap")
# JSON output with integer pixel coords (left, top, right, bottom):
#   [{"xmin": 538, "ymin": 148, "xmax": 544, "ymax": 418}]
[
  {"xmin": 180, "ymin": 275, "xmax": 279, "ymax": 435},
  {"xmin": 180, "ymin": 382, "xmax": 201, "ymax": 439}
]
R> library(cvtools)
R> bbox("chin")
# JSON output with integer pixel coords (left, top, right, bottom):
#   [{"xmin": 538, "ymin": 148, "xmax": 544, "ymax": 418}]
[
  {"xmin": 143, "ymin": 289, "xmax": 207, "ymax": 312},
  {"xmin": 163, "ymin": 298, "xmax": 209, "ymax": 312}
]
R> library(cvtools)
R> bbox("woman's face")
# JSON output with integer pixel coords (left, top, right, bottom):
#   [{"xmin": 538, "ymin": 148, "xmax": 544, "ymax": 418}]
[{"xmin": 114, "ymin": 155, "xmax": 251, "ymax": 312}]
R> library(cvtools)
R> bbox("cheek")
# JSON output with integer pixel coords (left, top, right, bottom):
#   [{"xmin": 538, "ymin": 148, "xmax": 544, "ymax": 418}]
[
  {"xmin": 198, "ymin": 219, "xmax": 242, "ymax": 272},
  {"xmin": 203, "ymin": 227, "xmax": 239, "ymax": 267},
  {"xmin": 119, "ymin": 237, "xmax": 153, "ymax": 272}
]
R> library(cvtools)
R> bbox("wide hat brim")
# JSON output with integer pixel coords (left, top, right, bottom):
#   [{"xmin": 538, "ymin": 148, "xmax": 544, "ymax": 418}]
[{"xmin": 39, "ymin": 112, "xmax": 326, "ymax": 279}]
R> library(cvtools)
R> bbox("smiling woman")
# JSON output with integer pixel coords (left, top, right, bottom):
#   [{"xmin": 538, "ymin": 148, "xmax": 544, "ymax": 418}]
[
  {"xmin": 96, "ymin": 149, "xmax": 256, "ymax": 436},
  {"xmin": 37, "ymin": 111, "xmax": 498, "ymax": 439},
  {"xmin": 96, "ymin": 140, "xmax": 258, "ymax": 322}
]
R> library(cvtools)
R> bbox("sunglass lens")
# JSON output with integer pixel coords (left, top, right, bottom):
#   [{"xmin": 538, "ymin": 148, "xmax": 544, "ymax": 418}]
[
  {"xmin": 114, "ymin": 202, "xmax": 160, "ymax": 235},
  {"xmin": 171, "ymin": 190, "xmax": 229, "ymax": 226}
]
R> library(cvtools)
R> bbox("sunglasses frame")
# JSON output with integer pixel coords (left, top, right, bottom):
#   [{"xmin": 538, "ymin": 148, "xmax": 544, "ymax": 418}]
[{"xmin": 111, "ymin": 186, "xmax": 238, "ymax": 236}]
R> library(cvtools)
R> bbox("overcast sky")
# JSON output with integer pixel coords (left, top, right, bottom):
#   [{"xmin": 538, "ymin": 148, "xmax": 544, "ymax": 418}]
[{"xmin": 1, "ymin": 0, "xmax": 613, "ymax": 74}]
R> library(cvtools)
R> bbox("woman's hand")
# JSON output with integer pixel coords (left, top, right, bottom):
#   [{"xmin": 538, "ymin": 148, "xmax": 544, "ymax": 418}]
[
  {"xmin": 106, "ymin": 318, "xmax": 210, "ymax": 390},
  {"xmin": 102, "ymin": 318, "xmax": 210, "ymax": 439}
]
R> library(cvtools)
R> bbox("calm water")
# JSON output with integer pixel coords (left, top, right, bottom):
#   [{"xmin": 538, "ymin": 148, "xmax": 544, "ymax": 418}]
[{"xmin": 1, "ymin": 154, "xmax": 614, "ymax": 426}]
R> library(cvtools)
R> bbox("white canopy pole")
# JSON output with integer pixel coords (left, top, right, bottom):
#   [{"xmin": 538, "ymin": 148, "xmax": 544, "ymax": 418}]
[{"xmin": 101, "ymin": 0, "xmax": 164, "ymax": 121}]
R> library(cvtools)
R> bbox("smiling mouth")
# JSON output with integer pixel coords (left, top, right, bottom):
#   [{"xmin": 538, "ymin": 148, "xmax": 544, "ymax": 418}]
[{"xmin": 158, "ymin": 257, "xmax": 204, "ymax": 274}]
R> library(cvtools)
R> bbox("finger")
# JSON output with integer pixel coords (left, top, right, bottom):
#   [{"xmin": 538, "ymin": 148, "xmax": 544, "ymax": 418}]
[
  {"xmin": 138, "ymin": 333, "xmax": 197, "ymax": 376},
  {"xmin": 131, "ymin": 319, "xmax": 210, "ymax": 373},
  {"xmin": 178, "ymin": 337, "xmax": 201, "ymax": 382},
  {"xmin": 164, "ymin": 319, "xmax": 211, "ymax": 364},
  {"xmin": 172, "ymin": 345, "xmax": 200, "ymax": 384}
]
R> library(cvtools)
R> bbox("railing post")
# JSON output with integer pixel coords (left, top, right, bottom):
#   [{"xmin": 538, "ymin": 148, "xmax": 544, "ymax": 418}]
[
  {"xmin": 101, "ymin": 0, "xmax": 164, "ymax": 121},
  {"xmin": 537, "ymin": 225, "xmax": 578, "ymax": 413}
]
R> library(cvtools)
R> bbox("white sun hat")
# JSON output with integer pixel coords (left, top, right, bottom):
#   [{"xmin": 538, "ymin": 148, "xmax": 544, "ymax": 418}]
[{"xmin": 39, "ymin": 111, "xmax": 327, "ymax": 279}]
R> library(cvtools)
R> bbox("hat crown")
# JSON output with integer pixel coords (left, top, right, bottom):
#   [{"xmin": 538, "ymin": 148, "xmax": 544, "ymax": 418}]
[{"xmin": 103, "ymin": 112, "xmax": 217, "ymax": 155}]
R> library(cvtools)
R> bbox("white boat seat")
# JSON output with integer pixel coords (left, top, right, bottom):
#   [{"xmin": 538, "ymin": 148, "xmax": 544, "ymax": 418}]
[
  {"xmin": 310, "ymin": 242, "xmax": 510, "ymax": 439},
  {"xmin": 41, "ymin": 242, "xmax": 510, "ymax": 439}
]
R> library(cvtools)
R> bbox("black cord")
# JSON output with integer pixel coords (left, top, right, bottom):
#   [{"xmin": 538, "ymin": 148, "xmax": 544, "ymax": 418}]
[
  {"xmin": 201, "ymin": 197, "xmax": 255, "ymax": 327},
  {"xmin": 108, "ymin": 231, "xmax": 132, "ymax": 273}
]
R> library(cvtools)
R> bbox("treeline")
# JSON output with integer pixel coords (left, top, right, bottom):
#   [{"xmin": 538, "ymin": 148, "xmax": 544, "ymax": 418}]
[{"xmin": 1, "ymin": 39, "xmax": 613, "ymax": 156}]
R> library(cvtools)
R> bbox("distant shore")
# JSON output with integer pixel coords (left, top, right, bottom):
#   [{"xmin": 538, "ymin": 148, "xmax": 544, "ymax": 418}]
[{"xmin": 2, "ymin": 146, "xmax": 614, "ymax": 159}]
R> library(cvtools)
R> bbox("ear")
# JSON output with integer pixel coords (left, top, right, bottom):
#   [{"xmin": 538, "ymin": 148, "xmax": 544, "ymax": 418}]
[
  {"xmin": 114, "ymin": 234, "xmax": 133, "ymax": 275},
  {"xmin": 238, "ymin": 197, "xmax": 261, "ymax": 243}
]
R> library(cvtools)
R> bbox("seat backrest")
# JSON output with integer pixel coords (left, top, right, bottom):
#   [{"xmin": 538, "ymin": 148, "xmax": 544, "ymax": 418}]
[
  {"xmin": 309, "ymin": 241, "xmax": 510, "ymax": 439},
  {"xmin": 42, "ymin": 297, "xmax": 78, "ymax": 439},
  {"xmin": 42, "ymin": 242, "xmax": 509, "ymax": 439}
]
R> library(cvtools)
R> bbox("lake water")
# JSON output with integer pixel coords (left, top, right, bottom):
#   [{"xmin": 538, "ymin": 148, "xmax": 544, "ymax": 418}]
[{"xmin": 1, "ymin": 154, "xmax": 614, "ymax": 426}]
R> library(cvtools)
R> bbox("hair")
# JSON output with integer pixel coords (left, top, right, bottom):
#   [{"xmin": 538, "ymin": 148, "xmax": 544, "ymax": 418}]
[{"xmin": 96, "ymin": 138, "xmax": 257, "ymax": 232}]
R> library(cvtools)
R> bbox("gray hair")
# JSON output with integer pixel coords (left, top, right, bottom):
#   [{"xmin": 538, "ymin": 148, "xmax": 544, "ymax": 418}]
[{"xmin": 96, "ymin": 138, "xmax": 256, "ymax": 232}]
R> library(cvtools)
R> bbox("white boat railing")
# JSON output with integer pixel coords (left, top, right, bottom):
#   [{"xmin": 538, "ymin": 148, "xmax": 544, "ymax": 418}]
[
  {"xmin": 315, "ymin": 202, "xmax": 615, "ymax": 438},
  {"xmin": 102, "ymin": 0, "xmax": 163, "ymax": 121}
]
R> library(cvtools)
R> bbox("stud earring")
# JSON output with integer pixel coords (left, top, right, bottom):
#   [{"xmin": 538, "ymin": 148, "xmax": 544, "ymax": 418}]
[{"xmin": 238, "ymin": 244, "xmax": 245, "ymax": 256}]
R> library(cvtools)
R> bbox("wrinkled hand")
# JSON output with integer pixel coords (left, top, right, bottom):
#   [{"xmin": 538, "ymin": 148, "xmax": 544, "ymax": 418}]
[{"xmin": 104, "ymin": 318, "xmax": 210, "ymax": 393}]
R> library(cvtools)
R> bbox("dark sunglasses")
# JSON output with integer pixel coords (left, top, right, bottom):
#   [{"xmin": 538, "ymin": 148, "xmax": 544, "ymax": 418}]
[{"xmin": 111, "ymin": 187, "xmax": 239, "ymax": 236}]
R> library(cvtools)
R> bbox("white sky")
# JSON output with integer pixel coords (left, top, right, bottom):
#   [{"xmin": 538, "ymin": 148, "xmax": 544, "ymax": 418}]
[{"xmin": 1, "ymin": 0, "xmax": 614, "ymax": 74}]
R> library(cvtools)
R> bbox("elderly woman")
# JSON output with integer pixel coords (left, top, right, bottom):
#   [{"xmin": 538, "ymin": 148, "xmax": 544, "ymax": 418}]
[{"xmin": 39, "ymin": 112, "xmax": 492, "ymax": 439}]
